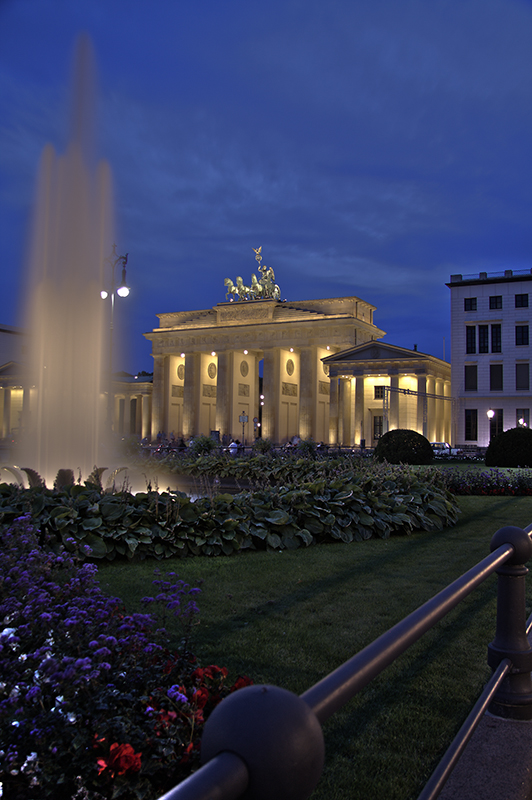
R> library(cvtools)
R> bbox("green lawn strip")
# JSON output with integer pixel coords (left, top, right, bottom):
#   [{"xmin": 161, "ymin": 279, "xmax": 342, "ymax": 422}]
[{"xmin": 98, "ymin": 496, "xmax": 532, "ymax": 800}]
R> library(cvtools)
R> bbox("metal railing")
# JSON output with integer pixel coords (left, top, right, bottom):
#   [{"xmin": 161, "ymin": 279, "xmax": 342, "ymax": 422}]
[{"xmin": 158, "ymin": 523, "xmax": 532, "ymax": 800}]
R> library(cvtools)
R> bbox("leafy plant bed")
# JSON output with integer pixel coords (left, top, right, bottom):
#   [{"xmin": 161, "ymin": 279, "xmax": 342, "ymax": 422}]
[
  {"xmin": 0, "ymin": 464, "xmax": 459, "ymax": 561},
  {"xmin": 99, "ymin": 496, "xmax": 532, "ymax": 800},
  {"xmin": 0, "ymin": 515, "xmax": 252, "ymax": 800}
]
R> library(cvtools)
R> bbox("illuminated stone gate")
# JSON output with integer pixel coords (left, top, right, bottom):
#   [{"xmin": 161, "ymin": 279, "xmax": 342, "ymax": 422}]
[{"xmin": 144, "ymin": 296, "xmax": 385, "ymax": 444}]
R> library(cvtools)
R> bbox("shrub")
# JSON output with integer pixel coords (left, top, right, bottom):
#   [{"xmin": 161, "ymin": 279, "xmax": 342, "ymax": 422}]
[
  {"xmin": 485, "ymin": 426, "xmax": 532, "ymax": 467},
  {"xmin": 187, "ymin": 435, "xmax": 219, "ymax": 458},
  {"xmin": 0, "ymin": 515, "xmax": 251, "ymax": 799},
  {"xmin": 374, "ymin": 429, "xmax": 433, "ymax": 465},
  {"xmin": 252, "ymin": 437, "xmax": 274, "ymax": 454},
  {"xmin": 295, "ymin": 438, "xmax": 317, "ymax": 458}
]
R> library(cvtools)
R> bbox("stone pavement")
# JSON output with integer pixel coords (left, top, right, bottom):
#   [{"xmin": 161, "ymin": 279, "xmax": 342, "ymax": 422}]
[{"xmin": 438, "ymin": 714, "xmax": 532, "ymax": 800}]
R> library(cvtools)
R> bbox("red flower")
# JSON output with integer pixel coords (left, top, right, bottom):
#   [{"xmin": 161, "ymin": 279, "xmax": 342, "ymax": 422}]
[
  {"xmin": 193, "ymin": 686, "xmax": 209, "ymax": 709},
  {"xmin": 97, "ymin": 743, "xmax": 142, "ymax": 778},
  {"xmin": 230, "ymin": 675, "xmax": 253, "ymax": 692}
]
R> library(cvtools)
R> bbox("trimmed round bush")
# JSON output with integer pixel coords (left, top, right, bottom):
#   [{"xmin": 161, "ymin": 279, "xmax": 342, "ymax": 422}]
[
  {"xmin": 374, "ymin": 429, "xmax": 433, "ymax": 465},
  {"xmin": 485, "ymin": 426, "xmax": 532, "ymax": 467}
]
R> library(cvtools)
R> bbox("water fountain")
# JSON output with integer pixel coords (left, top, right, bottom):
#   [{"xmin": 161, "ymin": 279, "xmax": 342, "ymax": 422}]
[{"xmin": 15, "ymin": 36, "xmax": 115, "ymax": 485}]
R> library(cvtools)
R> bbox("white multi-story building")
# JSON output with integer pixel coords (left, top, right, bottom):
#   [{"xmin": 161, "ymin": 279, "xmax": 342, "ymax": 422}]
[{"xmin": 448, "ymin": 269, "xmax": 532, "ymax": 448}]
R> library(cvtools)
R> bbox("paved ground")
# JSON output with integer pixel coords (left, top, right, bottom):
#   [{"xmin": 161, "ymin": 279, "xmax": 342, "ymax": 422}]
[{"xmin": 439, "ymin": 714, "xmax": 532, "ymax": 800}]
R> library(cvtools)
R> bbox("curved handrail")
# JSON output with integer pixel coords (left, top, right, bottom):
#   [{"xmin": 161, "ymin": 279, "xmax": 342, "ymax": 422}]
[{"xmin": 158, "ymin": 526, "xmax": 532, "ymax": 800}]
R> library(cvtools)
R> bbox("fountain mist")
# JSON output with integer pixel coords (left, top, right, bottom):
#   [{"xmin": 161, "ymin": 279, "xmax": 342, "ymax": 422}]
[{"xmin": 17, "ymin": 36, "xmax": 115, "ymax": 484}]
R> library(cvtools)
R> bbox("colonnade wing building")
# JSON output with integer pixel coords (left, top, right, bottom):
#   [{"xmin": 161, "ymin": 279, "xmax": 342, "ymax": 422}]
[{"xmin": 144, "ymin": 296, "xmax": 451, "ymax": 447}]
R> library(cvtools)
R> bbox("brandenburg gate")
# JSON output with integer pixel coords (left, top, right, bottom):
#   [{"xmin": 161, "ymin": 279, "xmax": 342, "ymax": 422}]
[{"xmin": 144, "ymin": 251, "xmax": 384, "ymax": 445}]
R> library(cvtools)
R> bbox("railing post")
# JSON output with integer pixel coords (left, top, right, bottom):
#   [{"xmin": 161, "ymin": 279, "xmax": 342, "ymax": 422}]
[
  {"xmin": 487, "ymin": 526, "xmax": 532, "ymax": 719},
  {"xmin": 200, "ymin": 684, "xmax": 325, "ymax": 800}
]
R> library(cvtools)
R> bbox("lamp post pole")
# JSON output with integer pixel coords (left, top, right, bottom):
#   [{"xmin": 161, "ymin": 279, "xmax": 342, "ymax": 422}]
[
  {"xmin": 487, "ymin": 408, "xmax": 495, "ymax": 443},
  {"xmin": 102, "ymin": 244, "xmax": 129, "ymax": 435}
]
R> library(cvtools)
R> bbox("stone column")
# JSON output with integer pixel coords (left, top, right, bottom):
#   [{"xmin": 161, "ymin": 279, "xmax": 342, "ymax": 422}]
[
  {"xmin": 134, "ymin": 395, "xmax": 142, "ymax": 437},
  {"xmin": 183, "ymin": 352, "xmax": 200, "ymax": 438},
  {"xmin": 329, "ymin": 376, "xmax": 339, "ymax": 445},
  {"xmin": 299, "ymin": 347, "xmax": 314, "ymax": 440},
  {"xmin": 262, "ymin": 348, "xmax": 278, "ymax": 442},
  {"xmin": 141, "ymin": 394, "xmax": 151, "ymax": 440},
  {"xmin": 417, "ymin": 374, "xmax": 427, "ymax": 437},
  {"xmin": 1, "ymin": 388, "xmax": 10, "ymax": 438},
  {"xmin": 123, "ymin": 394, "xmax": 131, "ymax": 436},
  {"xmin": 444, "ymin": 381, "xmax": 452, "ymax": 444},
  {"xmin": 354, "ymin": 375, "xmax": 365, "ymax": 446},
  {"xmin": 427, "ymin": 376, "xmax": 436, "ymax": 442},
  {"xmin": 390, "ymin": 374, "xmax": 399, "ymax": 430},
  {"xmin": 151, "ymin": 355, "xmax": 165, "ymax": 442},
  {"xmin": 254, "ymin": 354, "xmax": 260, "ymax": 440},
  {"xmin": 338, "ymin": 378, "xmax": 352, "ymax": 445},
  {"xmin": 215, "ymin": 351, "xmax": 231, "ymax": 438}
]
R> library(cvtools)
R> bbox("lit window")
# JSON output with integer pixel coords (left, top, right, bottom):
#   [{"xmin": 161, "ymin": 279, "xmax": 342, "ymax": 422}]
[{"xmin": 517, "ymin": 409, "xmax": 530, "ymax": 427}]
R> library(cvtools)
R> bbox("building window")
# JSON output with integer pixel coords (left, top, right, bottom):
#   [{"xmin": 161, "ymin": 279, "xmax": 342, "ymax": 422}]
[
  {"xmin": 478, "ymin": 325, "xmax": 489, "ymax": 353},
  {"xmin": 517, "ymin": 409, "xmax": 530, "ymax": 427},
  {"xmin": 374, "ymin": 385, "xmax": 385, "ymax": 399},
  {"xmin": 490, "ymin": 364, "xmax": 503, "ymax": 391},
  {"xmin": 489, "ymin": 409, "xmax": 504, "ymax": 439},
  {"xmin": 465, "ymin": 409, "xmax": 478, "ymax": 441},
  {"xmin": 516, "ymin": 363, "xmax": 529, "ymax": 391},
  {"xmin": 373, "ymin": 415, "xmax": 383, "ymax": 439},
  {"xmin": 464, "ymin": 298, "xmax": 477, "ymax": 311},
  {"xmin": 465, "ymin": 365, "xmax": 477, "ymax": 391},
  {"xmin": 466, "ymin": 326, "xmax": 476, "ymax": 354},
  {"xmin": 516, "ymin": 325, "xmax": 529, "ymax": 346},
  {"xmin": 516, "ymin": 294, "xmax": 529, "ymax": 308},
  {"xmin": 489, "ymin": 295, "xmax": 502, "ymax": 310},
  {"xmin": 491, "ymin": 324, "xmax": 501, "ymax": 353}
]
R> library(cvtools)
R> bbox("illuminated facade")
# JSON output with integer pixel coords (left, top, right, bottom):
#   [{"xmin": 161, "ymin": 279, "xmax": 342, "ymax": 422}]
[
  {"xmin": 323, "ymin": 342, "xmax": 451, "ymax": 446},
  {"xmin": 144, "ymin": 297, "xmax": 451, "ymax": 446},
  {"xmin": 448, "ymin": 269, "xmax": 532, "ymax": 447},
  {"xmin": 144, "ymin": 297, "xmax": 384, "ymax": 444}
]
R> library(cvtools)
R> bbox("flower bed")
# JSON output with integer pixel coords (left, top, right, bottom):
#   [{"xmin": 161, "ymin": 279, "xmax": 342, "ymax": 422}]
[
  {"xmin": 437, "ymin": 467, "xmax": 532, "ymax": 496},
  {"xmin": 0, "ymin": 515, "xmax": 251, "ymax": 799}
]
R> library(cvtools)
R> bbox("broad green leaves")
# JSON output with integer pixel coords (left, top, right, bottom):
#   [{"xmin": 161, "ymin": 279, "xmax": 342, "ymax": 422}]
[{"xmin": 0, "ymin": 461, "xmax": 460, "ymax": 560}]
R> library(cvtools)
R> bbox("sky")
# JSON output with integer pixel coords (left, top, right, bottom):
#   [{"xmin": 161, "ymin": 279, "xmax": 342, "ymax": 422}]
[{"xmin": 1, "ymin": 0, "xmax": 531, "ymax": 374}]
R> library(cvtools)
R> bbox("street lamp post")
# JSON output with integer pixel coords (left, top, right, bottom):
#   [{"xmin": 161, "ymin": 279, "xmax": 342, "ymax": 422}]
[
  {"xmin": 101, "ymin": 244, "xmax": 129, "ymax": 433},
  {"xmin": 487, "ymin": 408, "xmax": 495, "ymax": 443}
]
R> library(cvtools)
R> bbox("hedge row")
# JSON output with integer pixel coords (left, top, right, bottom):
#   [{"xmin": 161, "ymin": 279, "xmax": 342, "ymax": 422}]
[{"xmin": 0, "ymin": 470, "xmax": 459, "ymax": 561}]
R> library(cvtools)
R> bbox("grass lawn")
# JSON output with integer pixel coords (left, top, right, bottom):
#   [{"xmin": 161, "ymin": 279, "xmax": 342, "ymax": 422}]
[{"xmin": 98, "ymin": 495, "xmax": 532, "ymax": 800}]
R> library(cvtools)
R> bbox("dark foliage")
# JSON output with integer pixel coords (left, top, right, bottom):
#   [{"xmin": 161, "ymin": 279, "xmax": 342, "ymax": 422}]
[
  {"xmin": 485, "ymin": 426, "xmax": 532, "ymax": 467},
  {"xmin": 374, "ymin": 429, "xmax": 433, "ymax": 465}
]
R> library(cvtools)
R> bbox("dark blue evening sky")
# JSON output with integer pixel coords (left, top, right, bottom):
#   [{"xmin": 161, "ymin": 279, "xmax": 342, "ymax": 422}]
[{"xmin": 1, "ymin": 0, "xmax": 531, "ymax": 372}]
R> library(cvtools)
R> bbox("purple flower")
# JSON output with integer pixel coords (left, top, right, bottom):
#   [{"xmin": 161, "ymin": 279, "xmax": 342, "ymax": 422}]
[{"xmin": 167, "ymin": 686, "xmax": 188, "ymax": 703}]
